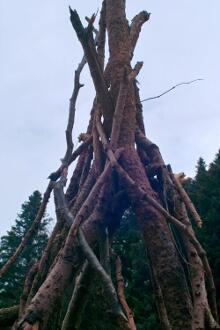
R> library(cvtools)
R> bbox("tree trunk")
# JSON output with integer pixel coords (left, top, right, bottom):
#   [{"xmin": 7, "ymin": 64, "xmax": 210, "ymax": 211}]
[{"xmin": 1, "ymin": 1, "xmax": 218, "ymax": 329}]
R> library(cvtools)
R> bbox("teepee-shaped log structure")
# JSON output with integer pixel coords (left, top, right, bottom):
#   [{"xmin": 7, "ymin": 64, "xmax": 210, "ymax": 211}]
[{"xmin": 0, "ymin": 1, "xmax": 219, "ymax": 329}]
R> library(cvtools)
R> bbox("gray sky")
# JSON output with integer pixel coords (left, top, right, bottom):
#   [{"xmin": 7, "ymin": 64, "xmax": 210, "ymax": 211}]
[{"xmin": 0, "ymin": 1, "xmax": 220, "ymax": 236}]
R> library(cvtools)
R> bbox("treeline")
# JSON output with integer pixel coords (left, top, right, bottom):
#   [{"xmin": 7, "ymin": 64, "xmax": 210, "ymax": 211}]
[{"xmin": 0, "ymin": 151, "xmax": 219, "ymax": 329}]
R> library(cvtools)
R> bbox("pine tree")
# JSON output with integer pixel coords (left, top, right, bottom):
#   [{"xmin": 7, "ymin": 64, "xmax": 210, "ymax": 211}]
[
  {"xmin": 186, "ymin": 151, "xmax": 220, "ymax": 313},
  {"xmin": 0, "ymin": 191, "xmax": 51, "ymax": 308}
]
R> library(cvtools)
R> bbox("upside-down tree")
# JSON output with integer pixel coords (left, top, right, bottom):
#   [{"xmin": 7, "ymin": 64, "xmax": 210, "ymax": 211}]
[{"xmin": 0, "ymin": 1, "xmax": 219, "ymax": 329}]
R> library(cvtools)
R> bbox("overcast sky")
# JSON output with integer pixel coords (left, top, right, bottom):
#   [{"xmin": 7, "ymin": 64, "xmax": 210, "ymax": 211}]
[{"xmin": 0, "ymin": 1, "xmax": 220, "ymax": 236}]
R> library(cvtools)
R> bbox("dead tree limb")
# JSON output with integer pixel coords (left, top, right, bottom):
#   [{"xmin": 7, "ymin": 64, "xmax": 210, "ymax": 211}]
[
  {"xmin": 168, "ymin": 165, "xmax": 218, "ymax": 322},
  {"xmin": 0, "ymin": 306, "xmax": 19, "ymax": 327},
  {"xmin": 130, "ymin": 11, "xmax": 150, "ymax": 54},
  {"xmin": 0, "ymin": 54, "xmax": 88, "ymax": 280},
  {"xmin": 97, "ymin": 122, "xmax": 217, "ymax": 321},
  {"xmin": 113, "ymin": 160, "xmax": 218, "ymax": 323},
  {"xmin": 78, "ymin": 228, "xmax": 127, "ymax": 322},
  {"xmin": 48, "ymin": 136, "xmax": 92, "ymax": 182},
  {"xmin": 141, "ymin": 79, "xmax": 203, "ymax": 103},
  {"xmin": 115, "ymin": 255, "xmax": 137, "ymax": 330},
  {"xmin": 9, "ymin": 2, "xmax": 218, "ymax": 329},
  {"xmin": 19, "ymin": 262, "xmax": 39, "ymax": 317},
  {"xmin": 26, "ymin": 221, "xmax": 63, "ymax": 305},
  {"xmin": 69, "ymin": 7, "xmax": 114, "ymax": 126},
  {"xmin": 147, "ymin": 254, "xmax": 172, "ymax": 330},
  {"xmin": 96, "ymin": 0, "xmax": 106, "ymax": 70},
  {"xmin": 0, "ymin": 182, "xmax": 53, "ymax": 279},
  {"xmin": 167, "ymin": 164, "xmax": 203, "ymax": 228},
  {"xmin": 62, "ymin": 56, "xmax": 85, "ymax": 166},
  {"xmin": 177, "ymin": 202, "xmax": 209, "ymax": 329},
  {"xmin": 61, "ymin": 261, "xmax": 94, "ymax": 330},
  {"xmin": 99, "ymin": 226, "xmax": 111, "ymax": 275}
]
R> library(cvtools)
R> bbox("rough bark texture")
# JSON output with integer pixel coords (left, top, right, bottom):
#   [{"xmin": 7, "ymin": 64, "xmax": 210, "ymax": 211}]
[
  {"xmin": 0, "ymin": 306, "xmax": 19, "ymax": 327},
  {"xmin": 1, "ymin": 1, "xmax": 219, "ymax": 329}
]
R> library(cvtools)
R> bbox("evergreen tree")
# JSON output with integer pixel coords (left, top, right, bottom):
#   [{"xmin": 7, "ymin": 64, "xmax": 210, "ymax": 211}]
[
  {"xmin": 186, "ymin": 151, "xmax": 220, "ymax": 311},
  {"xmin": 0, "ymin": 191, "xmax": 51, "ymax": 308}
]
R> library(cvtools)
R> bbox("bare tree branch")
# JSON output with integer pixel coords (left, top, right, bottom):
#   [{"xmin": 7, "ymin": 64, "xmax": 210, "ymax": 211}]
[
  {"xmin": 167, "ymin": 164, "xmax": 203, "ymax": 228},
  {"xmin": 78, "ymin": 228, "xmax": 127, "ymax": 322},
  {"xmin": 0, "ymin": 182, "xmax": 53, "ymax": 279},
  {"xmin": 115, "ymin": 255, "xmax": 137, "ymax": 330},
  {"xmin": 141, "ymin": 79, "xmax": 203, "ymax": 103},
  {"xmin": 19, "ymin": 262, "xmax": 39, "ymax": 317},
  {"xmin": 130, "ymin": 11, "xmax": 150, "ymax": 54},
  {"xmin": 0, "ymin": 53, "xmax": 88, "ymax": 279},
  {"xmin": 96, "ymin": 122, "xmax": 216, "ymax": 317},
  {"xmin": 62, "ymin": 57, "xmax": 85, "ymax": 166},
  {"xmin": 69, "ymin": 7, "xmax": 114, "ymax": 125},
  {"xmin": 61, "ymin": 261, "xmax": 94, "ymax": 330},
  {"xmin": 0, "ymin": 306, "xmax": 19, "ymax": 327}
]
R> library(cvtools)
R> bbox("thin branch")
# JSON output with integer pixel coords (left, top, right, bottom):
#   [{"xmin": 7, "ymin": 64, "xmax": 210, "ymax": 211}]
[
  {"xmin": 61, "ymin": 261, "xmax": 94, "ymax": 330},
  {"xmin": 79, "ymin": 146, "xmax": 93, "ymax": 188},
  {"xmin": 93, "ymin": 124, "xmax": 104, "ymax": 177},
  {"xmin": 0, "ymin": 306, "xmax": 19, "ymax": 327},
  {"xmin": 141, "ymin": 79, "xmax": 203, "ymax": 103},
  {"xmin": 147, "ymin": 254, "xmax": 172, "ymax": 330},
  {"xmin": 48, "ymin": 135, "xmax": 92, "ymax": 181},
  {"xmin": 95, "ymin": 0, "xmax": 106, "ymax": 70},
  {"xmin": 70, "ymin": 165, "xmax": 96, "ymax": 216},
  {"xmin": 168, "ymin": 165, "xmax": 218, "ymax": 321},
  {"xmin": 19, "ymin": 262, "xmax": 39, "ymax": 317},
  {"xmin": 0, "ymin": 182, "xmax": 53, "ymax": 279},
  {"xmin": 99, "ymin": 227, "xmax": 111, "ymax": 275},
  {"xmin": 26, "ymin": 220, "xmax": 63, "ymax": 305},
  {"xmin": 128, "ymin": 62, "xmax": 143, "ymax": 82},
  {"xmin": 0, "ymin": 52, "xmax": 88, "ymax": 279},
  {"xmin": 205, "ymin": 308, "xmax": 220, "ymax": 329},
  {"xmin": 78, "ymin": 228, "xmax": 127, "ymax": 322},
  {"xmin": 65, "ymin": 151, "xmax": 88, "ymax": 203},
  {"xmin": 54, "ymin": 178, "xmax": 73, "ymax": 228},
  {"xmin": 115, "ymin": 255, "xmax": 137, "ymax": 330},
  {"xmin": 62, "ymin": 57, "xmax": 85, "ymax": 166},
  {"xmin": 167, "ymin": 165, "xmax": 203, "ymax": 228}
]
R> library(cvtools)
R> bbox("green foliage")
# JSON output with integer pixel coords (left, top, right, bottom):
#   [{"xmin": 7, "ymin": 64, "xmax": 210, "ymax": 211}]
[
  {"xmin": 0, "ymin": 191, "xmax": 51, "ymax": 308},
  {"xmin": 186, "ymin": 151, "xmax": 220, "ymax": 311}
]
